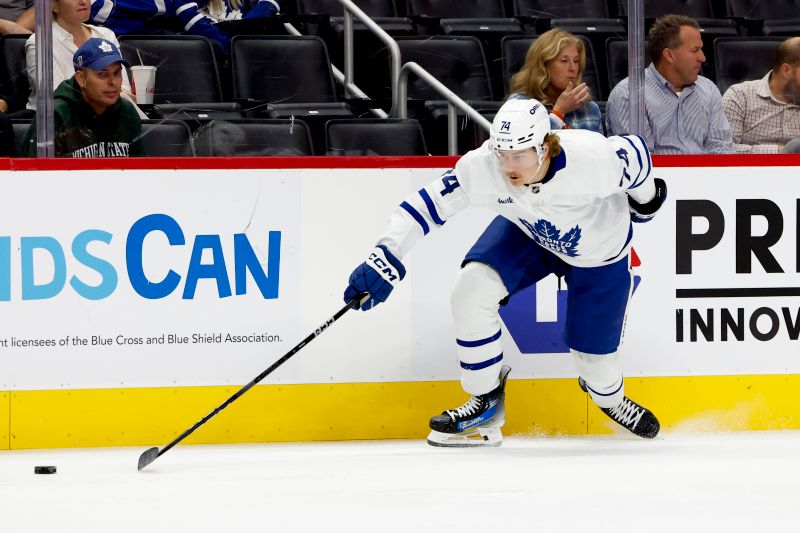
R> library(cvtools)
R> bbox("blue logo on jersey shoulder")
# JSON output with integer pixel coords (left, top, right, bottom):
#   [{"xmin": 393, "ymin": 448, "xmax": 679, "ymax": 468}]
[{"xmin": 519, "ymin": 218, "xmax": 581, "ymax": 257}]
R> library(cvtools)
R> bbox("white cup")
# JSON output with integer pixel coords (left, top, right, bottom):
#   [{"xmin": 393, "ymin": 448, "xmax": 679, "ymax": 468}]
[{"xmin": 130, "ymin": 65, "xmax": 157, "ymax": 105}]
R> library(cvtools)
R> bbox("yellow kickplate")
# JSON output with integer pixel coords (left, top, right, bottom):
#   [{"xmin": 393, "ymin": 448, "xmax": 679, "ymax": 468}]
[
  {"xmin": 7, "ymin": 375, "xmax": 800, "ymax": 449},
  {"xmin": 587, "ymin": 375, "xmax": 800, "ymax": 436},
  {"xmin": 0, "ymin": 391, "xmax": 8, "ymax": 450}
]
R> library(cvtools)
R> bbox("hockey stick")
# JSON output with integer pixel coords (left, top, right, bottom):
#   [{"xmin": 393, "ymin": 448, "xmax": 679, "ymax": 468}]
[{"xmin": 137, "ymin": 293, "xmax": 368, "ymax": 471}]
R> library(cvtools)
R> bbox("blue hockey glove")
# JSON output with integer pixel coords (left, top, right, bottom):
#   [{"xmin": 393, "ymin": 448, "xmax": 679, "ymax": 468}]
[
  {"xmin": 344, "ymin": 245, "xmax": 406, "ymax": 311},
  {"xmin": 629, "ymin": 178, "xmax": 667, "ymax": 223}
]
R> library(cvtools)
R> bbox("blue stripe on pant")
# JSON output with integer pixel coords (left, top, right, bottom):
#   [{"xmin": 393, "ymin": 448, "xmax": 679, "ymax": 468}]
[{"xmin": 460, "ymin": 353, "xmax": 503, "ymax": 370}]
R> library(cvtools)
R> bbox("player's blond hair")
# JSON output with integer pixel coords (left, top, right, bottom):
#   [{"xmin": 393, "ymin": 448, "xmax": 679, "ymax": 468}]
[
  {"xmin": 207, "ymin": 0, "xmax": 243, "ymax": 15},
  {"xmin": 543, "ymin": 133, "xmax": 561, "ymax": 158}
]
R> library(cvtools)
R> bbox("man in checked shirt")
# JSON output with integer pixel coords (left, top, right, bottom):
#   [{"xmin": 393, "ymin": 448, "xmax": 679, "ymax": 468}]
[{"xmin": 722, "ymin": 37, "xmax": 800, "ymax": 154}]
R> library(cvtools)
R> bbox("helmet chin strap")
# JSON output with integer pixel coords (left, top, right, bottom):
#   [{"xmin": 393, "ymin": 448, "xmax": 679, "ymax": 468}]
[
  {"xmin": 535, "ymin": 144, "xmax": 545, "ymax": 167},
  {"xmin": 524, "ymin": 144, "xmax": 549, "ymax": 186}
]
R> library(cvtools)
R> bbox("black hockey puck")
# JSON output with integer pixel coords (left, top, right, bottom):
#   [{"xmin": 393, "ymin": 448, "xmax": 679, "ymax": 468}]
[{"xmin": 34, "ymin": 466, "xmax": 57, "ymax": 474}]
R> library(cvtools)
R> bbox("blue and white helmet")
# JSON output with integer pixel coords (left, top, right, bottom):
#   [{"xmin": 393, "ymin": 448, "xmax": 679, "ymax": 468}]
[{"xmin": 490, "ymin": 98, "xmax": 550, "ymax": 161}]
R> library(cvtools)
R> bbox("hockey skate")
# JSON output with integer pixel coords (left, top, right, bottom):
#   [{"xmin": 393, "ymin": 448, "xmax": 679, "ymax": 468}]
[
  {"xmin": 578, "ymin": 378, "xmax": 660, "ymax": 439},
  {"xmin": 427, "ymin": 366, "xmax": 511, "ymax": 448}
]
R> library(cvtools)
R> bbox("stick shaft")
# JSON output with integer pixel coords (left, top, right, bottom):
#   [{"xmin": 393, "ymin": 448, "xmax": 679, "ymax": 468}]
[{"xmin": 151, "ymin": 298, "xmax": 360, "ymax": 463}]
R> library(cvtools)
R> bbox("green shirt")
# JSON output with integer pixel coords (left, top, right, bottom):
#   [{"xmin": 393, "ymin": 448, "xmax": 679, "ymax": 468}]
[{"xmin": 22, "ymin": 76, "xmax": 146, "ymax": 158}]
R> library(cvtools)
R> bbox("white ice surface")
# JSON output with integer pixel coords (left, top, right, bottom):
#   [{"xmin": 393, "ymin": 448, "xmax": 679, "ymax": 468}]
[{"xmin": 2, "ymin": 431, "xmax": 799, "ymax": 532}]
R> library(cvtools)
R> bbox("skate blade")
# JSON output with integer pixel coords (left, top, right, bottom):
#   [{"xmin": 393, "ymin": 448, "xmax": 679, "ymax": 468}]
[{"xmin": 426, "ymin": 428, "xmax": 503, "ymax": 448}]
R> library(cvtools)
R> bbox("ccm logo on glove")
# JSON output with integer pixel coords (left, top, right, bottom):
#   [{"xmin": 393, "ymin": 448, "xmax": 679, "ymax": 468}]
[
  {"xmin": 368, "ymin": 250, "xmax": 399, "ymax": 282},
  {"xmin": 344, "ymin": 245, "xmax": 406, "ymax": 311}
]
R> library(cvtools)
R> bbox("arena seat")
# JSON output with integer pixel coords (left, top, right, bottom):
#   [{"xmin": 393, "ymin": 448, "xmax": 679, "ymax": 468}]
[
  {"xmin": 232, "ymin": 35, "xmax": 340, "ymax": 103},
  {"xmin": 605, "ymin": 38, "xmax": 631, "ymax": 96},
  {"xmin": 325, "ymin": 118, "xmax": 428, "ymax": 155},
  {"xmin": 299, "ymin": 0, "xmax": 399, "ymax": 17},
  {"xmin": 407, "ymin": 0, "xmax": 506, "ymax": 19},
  {"xmin": 192, "ymin": 119, "xmax": 315, "ymax": 156},
  {"xmin": 396, "ymin": 36, "xmax": 495, "ymax": 103},
  {"xmin": 406, "ymin": 0, "xmax": 523, "ymax": 100},
  {"xmin": 393, "ymin": 36, "xmax": 499, "ymax": 154},
  {"xmin": 13, "ymin": 119, "xmax": 196, "ymax": 157},
  {"xmin": 513, "ymin": 0, "xmax": 611, "ymax": 19},
  {"xmin": 139, "ymin": 119, "xmax": 195, "ymax": 156},
  {"xmin": 406, "ymin": 0, "xmax": 520, "ymax": 37},
  {"xmin": 151, "ymin": 102, "xmax": 244, "ymax": 126},
  {"xmin": 298, "ymin": 0, "xmax": 416, "ymax": 104},
  {"xmin": 2, "ymin": 35, "xmax": 31, "ymax": 114},
  {"xmin": 639, "ymin": 0, "xmax": 715, "ymax": 18},
  {"xmin": 117, "ymin": 35, "xmax": 223, "ymax": 105},
  {"xmin": 725, "ymin": 0, "xmax": 800, "ymax": 36},
  {"xmin": 11, "ymin": 120, "xmax": 30, "ymax": 155},
  {"xmin": 439, "ymin": 19, "xmax": 525, "ymax": 100},
  {"xmin": 231, "ymin": 35, "xmax": 352, "ymax": 154},
  {"xmin": 714, "ymin": 37, "xmax": 784, "ymax": 96}
]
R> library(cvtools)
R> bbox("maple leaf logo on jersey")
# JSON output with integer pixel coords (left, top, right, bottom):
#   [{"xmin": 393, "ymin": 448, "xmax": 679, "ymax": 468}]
[{"xmin": 519, "ymin": 218, "xmax": 581, "ymax": 257}]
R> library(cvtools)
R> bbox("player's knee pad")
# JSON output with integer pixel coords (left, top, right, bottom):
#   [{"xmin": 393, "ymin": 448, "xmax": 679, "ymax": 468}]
[
  {"xmin": 451, "ymin": 262, "xmax": 509, "ymax": 396},
  {"xmin": 571, "ymin": 349, "xmax": 624, "ymax": 409},
  {"xmin": 451, "ymin": 262, "xmax": 508, "ymax": 334}
]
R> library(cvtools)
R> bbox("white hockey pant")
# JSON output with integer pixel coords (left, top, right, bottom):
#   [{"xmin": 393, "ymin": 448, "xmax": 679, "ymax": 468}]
[
  {"xmin": 451, "ymin": 262, "xmax": 509, "ymax": 396},
  {"xmin": 571, "ymin": 349, "xmax": 624, "ymax": 408}
]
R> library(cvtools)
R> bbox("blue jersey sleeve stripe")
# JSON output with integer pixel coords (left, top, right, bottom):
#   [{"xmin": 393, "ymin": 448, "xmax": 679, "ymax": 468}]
[
  {"xmin": 460, "ymin": 353, "xmax": 503, "ymax": 371},
  {"xmin": 634, "ymin": 134, "xmax": 652, "ymax": 180},
  {"xmin": 419, "ymin": 188, "xmax": 446, "ymax": 226},
  {"xmin": 622, "ymin": 136, "xmax": 644, "ymax": 188},
  {"xmin": 456, "ymin": 330, "xmax": 502, "ymax": 347},
  {"xmin": 400, "ymin": 201, "xmax": 430, "ymax": 235}
]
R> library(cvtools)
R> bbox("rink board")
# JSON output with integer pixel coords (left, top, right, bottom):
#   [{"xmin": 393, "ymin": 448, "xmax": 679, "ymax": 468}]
[
  {"xmin": 8, "ymin": 374, "xmax": 800, "ymax": 448},
  {"xmin": 0, "ymin": 392, "xmax": 7, "ymax": 449},
  {"xmin": 2, "ymin": 155, "xmax": 800, "ymax": 449}
]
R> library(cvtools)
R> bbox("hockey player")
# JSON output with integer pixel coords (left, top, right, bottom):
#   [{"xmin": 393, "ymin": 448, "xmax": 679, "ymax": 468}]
[{"xmin": 343, "ymin": 97, "xmax": 667, "ymax": 447}]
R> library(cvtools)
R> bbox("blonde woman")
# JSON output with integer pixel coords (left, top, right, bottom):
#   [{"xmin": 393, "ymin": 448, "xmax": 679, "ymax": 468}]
[
  {"xmin": 25, "ymin": 0, "xmax": 145, "ymax": 118},
  {"xmin": 199, "ymin": 0, "xmax": 280, "ymax": 22},
  {"xmin": 509, "ymin": 28, "xmax": 602, "ymax": 133}
]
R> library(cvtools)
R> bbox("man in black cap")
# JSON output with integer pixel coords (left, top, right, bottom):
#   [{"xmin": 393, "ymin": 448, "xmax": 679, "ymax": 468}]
[{"xmin": 22, "ymin": 37, "xmax": 145, "ymax": 157}]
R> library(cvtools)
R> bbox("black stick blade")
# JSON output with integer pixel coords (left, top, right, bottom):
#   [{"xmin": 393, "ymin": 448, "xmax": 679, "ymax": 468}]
[{"xmin": 138, "ymin": 447, "xmax": 160, "ymax": 471}]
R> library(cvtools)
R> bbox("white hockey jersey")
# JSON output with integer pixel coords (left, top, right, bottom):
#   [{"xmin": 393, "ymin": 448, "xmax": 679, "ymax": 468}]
[{"xmin": 378, "ymin": 129, "xmax": 655, "ymax": 268}]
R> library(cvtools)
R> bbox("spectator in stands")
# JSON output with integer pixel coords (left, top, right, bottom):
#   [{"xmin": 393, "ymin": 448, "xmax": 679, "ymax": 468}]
[
  {"xmin": 606, "ymin": 14, "xmax": 733, "ymax": 154},
  {"xmin": 0, "ymin": 37, "xmax": 16, "ymax": 117},
  {"xmin": 21, "ymin": 38, "xmax": 145, "ymax": 156},
  {"xmin": 199, "ymin": 0, "xmax": 279, "ymax": 22},
  {"xmin": 0, "ymin": 0, "xmax": 34, "ymax": 152},
  {"xmin": 25, "ymin": 0, "xmax": 145, "ymax": 118},
  {"xmin": 0, "ymin": 12, "xmax": 21, "ymax": 153},
  {"xmin": 722, "ymin": 36, "xmax": 800, "ymax": 154},
  {"xmin": 508, "ymin": 28, "xmax": 602, "ymax": 134},
  {"xmin": 0, "ymin": 0, "xmax": 33, "ymax": 34},
  {"xmin": 88, "ymin": 0, "xmax": 277, "ymax": 54}
]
